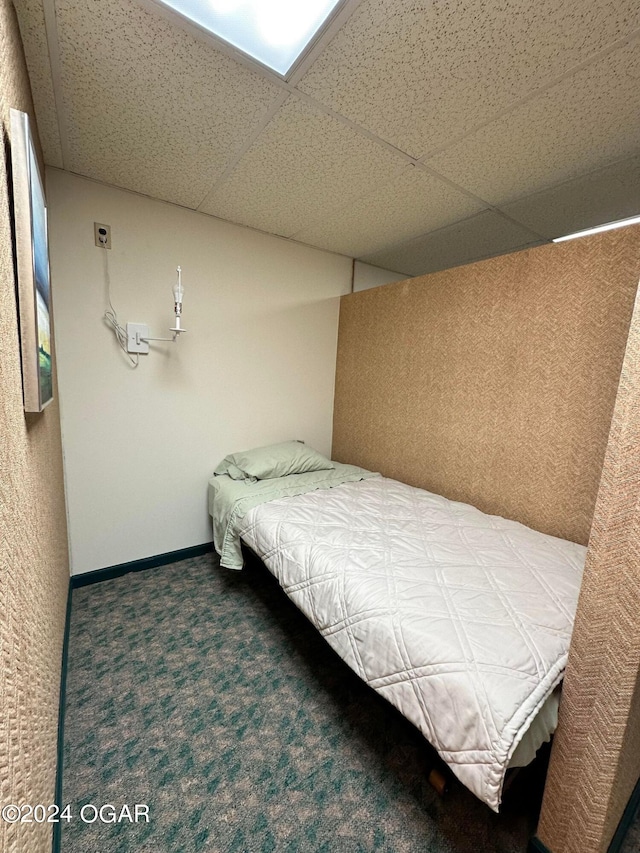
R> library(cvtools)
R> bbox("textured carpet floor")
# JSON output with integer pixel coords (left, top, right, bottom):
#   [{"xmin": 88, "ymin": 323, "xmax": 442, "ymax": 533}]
[{"xmin": 60, "ymin": 552, "xmax": 635, "ymax": 853}]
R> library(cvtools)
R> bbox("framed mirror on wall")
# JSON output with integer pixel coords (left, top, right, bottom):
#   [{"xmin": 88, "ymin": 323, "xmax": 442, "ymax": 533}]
[{"xmin": 10, "ymin": 107, "xmax": 53, "ymax": 413}]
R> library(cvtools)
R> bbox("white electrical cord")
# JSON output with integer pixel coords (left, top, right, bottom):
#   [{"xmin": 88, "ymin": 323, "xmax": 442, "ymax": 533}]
[{"xmin": 102, "ymin": 248, "xmax": 139, "ymax": 368}]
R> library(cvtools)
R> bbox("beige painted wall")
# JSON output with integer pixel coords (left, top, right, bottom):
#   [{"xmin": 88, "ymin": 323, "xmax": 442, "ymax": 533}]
[
  {"xmin": 47, "ymin": 169, "xmax": 352, "ymax": 574},
  {"xmin": 353, "ymin": 260, "xmax": 406, "ymax": 292},
  {"xmin": 0, "ymin": 3, "xmax": 70, "ymax": 853}
]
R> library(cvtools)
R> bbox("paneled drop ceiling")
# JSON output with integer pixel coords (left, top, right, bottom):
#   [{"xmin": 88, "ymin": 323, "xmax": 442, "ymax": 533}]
[{"xmin": 15, "ymin": 0, "xmax": 640, "ymax": 277}]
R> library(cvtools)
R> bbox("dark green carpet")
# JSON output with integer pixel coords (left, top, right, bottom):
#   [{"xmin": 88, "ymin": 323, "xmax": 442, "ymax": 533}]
[{"xmin": 61, "ymin": 552, "xmax": 555, "ymax": 852}]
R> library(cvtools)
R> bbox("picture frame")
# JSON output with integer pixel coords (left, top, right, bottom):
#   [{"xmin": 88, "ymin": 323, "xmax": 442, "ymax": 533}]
[{"xmin": 10, "ymin": 108, "xmax": 53, "ymax": 413}]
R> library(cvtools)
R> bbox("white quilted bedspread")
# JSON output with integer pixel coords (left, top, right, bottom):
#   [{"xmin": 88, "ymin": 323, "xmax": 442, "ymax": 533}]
[{"xmin": 238, "ymin": 477, "xmax": 586, "ymax": 811}]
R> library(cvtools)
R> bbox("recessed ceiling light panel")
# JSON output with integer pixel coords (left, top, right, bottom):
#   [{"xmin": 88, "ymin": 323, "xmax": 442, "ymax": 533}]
[
  {"xmin": 552, "ymin": 214, "xmax": 640, "ymax": 243},
  {"xmin": 156, "ymin": 0, "xmax": 344, "ymax": 76}
]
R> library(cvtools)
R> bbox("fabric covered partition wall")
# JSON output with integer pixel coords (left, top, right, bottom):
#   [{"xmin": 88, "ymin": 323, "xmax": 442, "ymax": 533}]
[
  {"xmin": 332, "ymin": 226, "xmax": 640, "ymax": 546},
  {"xmin": 537, "ymin": 280, "xmax": 640, "ymax": 853},
  {"xmin": 0, "ymin": 3, "xmax": 70, "ymax": 853}
]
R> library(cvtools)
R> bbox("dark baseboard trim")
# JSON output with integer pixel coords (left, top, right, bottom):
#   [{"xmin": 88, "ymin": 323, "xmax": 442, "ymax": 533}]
[
  {"xmin": 70, "ymin": 542, "xmax": 214, "ymax": 588},
  {"xmin": 528, "ymin": 836, "xmax": 552, "ymax": 853},
  {"xmin": 52, "ymin": 580, "xmax": 72, "ymax": 853},
  {"xmin": 608, "ymin": 773, "xmax": 640, "ymax": 853}
]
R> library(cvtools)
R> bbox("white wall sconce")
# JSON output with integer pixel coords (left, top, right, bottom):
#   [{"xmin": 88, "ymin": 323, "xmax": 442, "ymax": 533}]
[{"xmin": 126, "ymin": 266, "xmax": 187, "ymax": 354}]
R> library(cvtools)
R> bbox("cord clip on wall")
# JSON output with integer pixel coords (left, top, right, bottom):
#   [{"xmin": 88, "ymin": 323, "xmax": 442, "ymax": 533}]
[{"xmin": 126, "ymin": 267, "xmax": 187, "ymax": 355}]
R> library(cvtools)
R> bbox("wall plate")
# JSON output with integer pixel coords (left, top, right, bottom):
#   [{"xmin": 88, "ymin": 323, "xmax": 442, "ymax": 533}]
[
  {"xmin": 126, "ymin": 323, "xmax": 149, "ymax": 354},
  {"xmin": 94, "ymin": 222, "xmax": 111, "ymax": 248}
]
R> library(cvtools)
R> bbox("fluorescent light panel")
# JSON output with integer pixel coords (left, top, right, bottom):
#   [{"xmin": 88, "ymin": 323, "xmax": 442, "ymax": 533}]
[
  {"xmin": 552, "ymin": 214, "xmax": 640, "ymax": 243},
  {"xmin": 157, "ymin": 0, "xmax": 343, "ymax": 75}
]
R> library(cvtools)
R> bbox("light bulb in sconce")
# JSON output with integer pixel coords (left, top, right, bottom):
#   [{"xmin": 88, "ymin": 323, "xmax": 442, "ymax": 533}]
[
  {"xmin": 173, "ymin": 266, "xmax": 184, "ymax": 312},
  {"xmin": 125, "ymin": 265, "xmax": 188, "ymax": 353},
  {"xmin": 170, "ymin": 266, "xmax": 186, "ymax": 335}
]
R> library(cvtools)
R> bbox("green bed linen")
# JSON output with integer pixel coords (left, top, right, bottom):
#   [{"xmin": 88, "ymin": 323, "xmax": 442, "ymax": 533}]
[{"xmin": 209, "ymin": 463, "xmax": 379, "ymax": 570}]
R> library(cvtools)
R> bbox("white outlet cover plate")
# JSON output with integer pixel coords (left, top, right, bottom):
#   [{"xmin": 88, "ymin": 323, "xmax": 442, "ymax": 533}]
[
  {"xmin": 126, "ymin": 323, "xmax": 149, "ymax": 353},
  {"xmin": 94, "ymin": 222, "xmax": 111, "ymax": 248}
]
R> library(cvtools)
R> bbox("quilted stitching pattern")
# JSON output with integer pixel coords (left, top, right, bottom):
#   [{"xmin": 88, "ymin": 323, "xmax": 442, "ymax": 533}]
[{"xmin": 239, "ymin": 477, "xmax": 586, "ymax": 811}]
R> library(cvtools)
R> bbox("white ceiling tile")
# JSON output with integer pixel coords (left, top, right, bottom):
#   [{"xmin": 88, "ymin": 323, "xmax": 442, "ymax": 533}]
[
  {"xmin": 298, "ymin": 0, "xmax": 640, "ymax": 158},
  {"xmin": 362, "ymin": 211, "xmax": 543, "ymax": 277},
  {"xmin": 198, "ymin": 95, "xmax": 406, "ymax": 237},
  {"xmin": 291, "ymin": 164, "xmax": 486, "ymax": 257},
  {"xmin": 53, "ymin": 0, "xmax": 283, "ymax": 208},
  {"xmin": 13, "ymin": 0, "xmax": 63, "ymax": 167},
  {"xmin": 426, "ymin": 39, "xmax": 640, "ymax": 207},
  {"xmin": 500, "ymin": 155, "xmax": 640, "ymax": 240},
  {"xmin": 15, "ymin": 0, "xmax": 640, "ymax": 274}
]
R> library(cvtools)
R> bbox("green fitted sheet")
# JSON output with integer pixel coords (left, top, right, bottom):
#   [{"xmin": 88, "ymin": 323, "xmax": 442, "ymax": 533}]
[{"xmin": 208, "ymin": 463, "xmax": 379, "ymax": 570}]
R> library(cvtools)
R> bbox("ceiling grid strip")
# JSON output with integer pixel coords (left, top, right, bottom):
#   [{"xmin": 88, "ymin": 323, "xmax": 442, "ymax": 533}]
[
  {"xmin": 193, "ymin": 19, "xmax": 640, "ymax": 243},
  {"xmin": 418, "ymin": 25, "xmax": 640, "ymax": 163},
  {"xmin": 284, "ymin": 0, "xmax": 366, "ymax": 87},
  {"xmin": 194, "ymin": 90, "xmax": 290, "ymax": 212},
  {"xmin": 354, "ymin": 210, "xmax": 542, "ymax": 268},
  {"xmin": 32, "ymin": 0, "xmax": 640, "ymax": 268},
  {"xmin": 42, "ymin": 0, "xmax": 71, "ymax": 169}
]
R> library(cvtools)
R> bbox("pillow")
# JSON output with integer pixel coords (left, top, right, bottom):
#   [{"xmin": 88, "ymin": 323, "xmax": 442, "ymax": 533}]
[
  {"xmin": 214, "ymin": 440, "xmax": 335, "ymax": 481},
  {"xmin": 224, "ymin": 462, "xmax": 253, "ymax": 481}
]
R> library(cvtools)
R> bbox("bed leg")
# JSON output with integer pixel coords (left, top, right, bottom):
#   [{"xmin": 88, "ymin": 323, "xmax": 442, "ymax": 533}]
[
  {"xmin": 428, "ymin": 767, "xmax": 449, "ymax": 797},
  {"xmin": 502, "ymin": 767, "xmax": 521, "ymax": 793}
]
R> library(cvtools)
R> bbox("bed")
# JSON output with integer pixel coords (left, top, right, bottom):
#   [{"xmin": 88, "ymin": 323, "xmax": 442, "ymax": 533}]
[{"xmin": 208, "ymin": 443, "xmax": 586, "ymax": 812}]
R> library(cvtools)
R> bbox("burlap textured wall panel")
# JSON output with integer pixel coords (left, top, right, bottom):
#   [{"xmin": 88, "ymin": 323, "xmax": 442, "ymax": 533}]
[
  {"xmin": 538, "ymin": 282, "xmax": 640, "ymax": 853},
  {"xmin": 333, "ymin": 227, "xmax": 640, "ymax": 545},
  {"xmin": 0, "ymin": 4, "xmax": 69, "ymax": 853}
]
